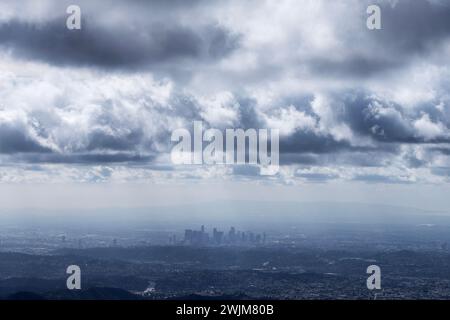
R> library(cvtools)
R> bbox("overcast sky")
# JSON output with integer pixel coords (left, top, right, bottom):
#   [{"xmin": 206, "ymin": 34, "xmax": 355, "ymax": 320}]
[{"xmin": 0, "ymin": 0, "xmax": 450, "ymax": 211}]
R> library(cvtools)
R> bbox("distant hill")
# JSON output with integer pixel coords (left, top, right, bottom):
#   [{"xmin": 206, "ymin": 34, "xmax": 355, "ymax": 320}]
[
  {"xmin": 46, "ymin": 287, "xmax": 141, "ymax": 300},
  {"xmin": 168, "ymin": 293, "xmax": 255, "ymax": 300},
  {"xmin": 7, "ymin": 291, "xmax": 46, "ymax": 300},
  {"xmin": 4, "ymin": 287, "xmax": 141, "ymax": 300},
  {"xmin": 1, "ymin": 201, "xmax": 450, "ymax": 230}
]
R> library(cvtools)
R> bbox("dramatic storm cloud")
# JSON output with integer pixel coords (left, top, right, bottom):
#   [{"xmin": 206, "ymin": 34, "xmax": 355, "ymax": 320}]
[
  {"xmin": 0, "ymin": 0, "xmax": 449, "ymax": 188},
  {"xmin": 0, "ymin": 19, "xmax": 239, "ymax": 69}
]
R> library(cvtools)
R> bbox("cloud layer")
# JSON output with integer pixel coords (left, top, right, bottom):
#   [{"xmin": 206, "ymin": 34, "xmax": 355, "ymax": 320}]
[{"xmin": 0, "ymin": 0, "xmax": 449, "ymax": 185}]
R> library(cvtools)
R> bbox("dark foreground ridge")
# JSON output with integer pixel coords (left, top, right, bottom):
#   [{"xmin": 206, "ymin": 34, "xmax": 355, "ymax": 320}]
[{"xmin": 1, "ymin": 243, "xmax": 450, "ymax": 300}]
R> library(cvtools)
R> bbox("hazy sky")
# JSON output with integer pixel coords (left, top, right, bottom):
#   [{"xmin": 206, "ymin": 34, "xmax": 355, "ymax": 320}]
[{"xmin": 0, "ymin": 0, "xmax": 450, "ymax": 211}]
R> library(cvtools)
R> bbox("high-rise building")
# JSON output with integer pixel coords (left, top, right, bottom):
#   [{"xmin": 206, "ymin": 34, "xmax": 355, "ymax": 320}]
[
  {"xmin": 213, "ymin": 228, "xmax": 223, "ymax": 245},
  {"xmin": 228, "ymin": 227, "xmax": 236, "ymax": 243}
]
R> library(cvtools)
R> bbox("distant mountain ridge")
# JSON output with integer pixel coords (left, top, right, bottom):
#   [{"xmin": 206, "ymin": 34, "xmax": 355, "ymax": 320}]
[{"xmin": 1, "ymin": 201, "xmax": 449, "ymax": 229}]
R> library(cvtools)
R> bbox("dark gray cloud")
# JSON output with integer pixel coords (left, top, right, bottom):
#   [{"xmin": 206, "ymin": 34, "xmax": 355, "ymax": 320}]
[
  {"xmin": 281, "ymin": 148, "xmax": 398, "ymax": 168},
  {"xmin": 280, "ymin": 130, "xmax": 358, "ymax": 154},
  {"xmin": 279, "ymin": 154, "xmax": 319, "ymax": 166},
  {"xmin": 432, "ymin": 147, "xmax": 450, "ymax": 156},
  {"xmin": 0, "ymin": 123, "xmax": 51, "ymax": 154},
  {"xmin": 305, "ymin": 0, "xmax": 450, "ymax": 79},
  {"xmin": 85, "ymin": 129, "xmax": 145, "ymax": 152},
  {"xmin": 0, "ymin": 18, "xmax": 239, "ymax": 69},
  {"xmin": 236, "ymin": 97, "xmax": 265, "ymax": 130},
  {"xmin": 308, "ymin": 55, "xmax": 401, "ymax": 78},
  {"xmin": 372, "ymin": 0, "xmax": 450, "ymax": 55},
  {"xmin": 10, "ymin": 152, "xmax": 155, "ymax": 164}
]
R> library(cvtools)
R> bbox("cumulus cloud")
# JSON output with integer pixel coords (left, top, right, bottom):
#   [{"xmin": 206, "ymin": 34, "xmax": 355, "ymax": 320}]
[{"xmin": 0, "ymin": 0, "xmax": 449, "ymax": 185}]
